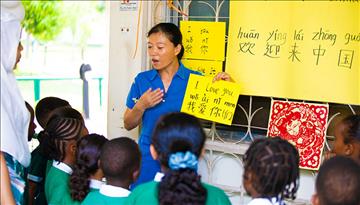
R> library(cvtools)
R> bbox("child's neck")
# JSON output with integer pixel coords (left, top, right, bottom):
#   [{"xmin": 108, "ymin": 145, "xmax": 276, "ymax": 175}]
[
  {"xmin": 90, "ymin": 169, "xmax": 104, "ymax": 181},
  {"xmin": 61, "ymin": 157, "xmax": 74, "ymax": 168},
  {"xmin": 106, "ymin": 178, "xmax": 130, "ymax": 190}
]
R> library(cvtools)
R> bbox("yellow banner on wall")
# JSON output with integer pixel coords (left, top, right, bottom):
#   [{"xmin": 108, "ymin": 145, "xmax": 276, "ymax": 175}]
[
  {"xmin": 182, "ymin": 59, "xmax": 223, "ymax": 76},
  {"xmin": 226, "ymin": 1, "xmax": 359, "ymax": 105},
  {"xmin": 181, "ymin": 74, "xmax": 241, "ymax": 125},
  {"xmin": 180, "ymin": 21, "xmax": 226, "ymax": 61}
]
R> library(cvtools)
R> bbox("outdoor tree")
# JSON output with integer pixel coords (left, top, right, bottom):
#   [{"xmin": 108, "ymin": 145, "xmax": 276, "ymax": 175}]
[
  {"xmin": 63, "ymin": 1, "xmax": 105, "ymax": 60},
  {"xmin": 22, "ymin": 1, "xmax": 67, "ymax": 64}
]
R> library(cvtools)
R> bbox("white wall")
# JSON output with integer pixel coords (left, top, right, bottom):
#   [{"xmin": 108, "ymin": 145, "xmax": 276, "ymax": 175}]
[{"xmin": 107, "ymin": 1, "xmax": 150, "ymax": 140}]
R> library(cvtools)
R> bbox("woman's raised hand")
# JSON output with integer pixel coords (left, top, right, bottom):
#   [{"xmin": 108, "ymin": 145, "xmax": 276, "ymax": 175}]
[
  {"xmin": 137, "ymin": 88, "xmax": 164, "ymax": 111},
  {"xmin": 212, "ymin": 72, "xmax": 233, "ymax": 82}
]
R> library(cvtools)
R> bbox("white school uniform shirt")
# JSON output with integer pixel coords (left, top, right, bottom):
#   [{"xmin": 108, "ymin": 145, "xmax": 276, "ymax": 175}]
[
  {"xmin": 1, "ymin": 1, "xmax": 31, "ymax": 167},
  {"xmin": 154, "ymin": 172, "xmax": 165, "ymax": 182},
  {"xmin": 52, "ymin": 161, "xmax": 73, "ymax": 174},
  {"xmin": 89, "ymin": 179, "xmax": 104, "ymax": 190},
  {"xmin": 247, "ymin": 197, "xmax": 286, "ymax": 205},
  {"xmin": 99, "ymin": 185, "xmax": 131, "ymax": 197}
]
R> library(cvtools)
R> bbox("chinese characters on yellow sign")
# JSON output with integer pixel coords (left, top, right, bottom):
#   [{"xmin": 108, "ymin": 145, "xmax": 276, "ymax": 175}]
[
  {"xmin": 180, "ymin": 21, "xmax": 226, "ymax": 76},
  {"xmin": 182, "ymin": 59, "xmax": 222, "ymax": 76},
  {"xmin": 226, "ymin": 1, "xmax": 359, "ymax": 105},
  {"xmin": 181, "ymin": 74, "xmax": 241, "ymax": 125}
]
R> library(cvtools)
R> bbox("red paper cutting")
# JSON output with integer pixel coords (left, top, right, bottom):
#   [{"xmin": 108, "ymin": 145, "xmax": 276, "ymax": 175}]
[{"xmin": 267, "ymin": 100, "xmax": 329, "ymax": 170}]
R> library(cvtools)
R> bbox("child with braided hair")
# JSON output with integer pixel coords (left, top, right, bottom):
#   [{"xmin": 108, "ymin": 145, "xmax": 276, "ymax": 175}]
[
  {"xmin": 243, "ymin": 137, "xmax": 300, "ymax": 205},
  {"xmin": 28, "ymin": 106, "xmax": 84, "ymax": 205},
  {"xmin": 126, "ymin": 112, "xmax": 231, "ymax": 205},
  {"xmin": 69, "ymin": 134, "xmax": 108, "ymax": 202},
  {"xmin": 40, "ymin": 116, "xmax": 88, "ymax": 205}
]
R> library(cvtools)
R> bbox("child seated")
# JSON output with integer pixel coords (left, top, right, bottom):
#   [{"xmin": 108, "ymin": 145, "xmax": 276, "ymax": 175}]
[
  {"xmin": 243, "ymin": 137, "xmax": 300, "ymax": 205},
  {"xmin": 81, "ymin": 137, "xmax": 141, "ymax": 205},
  {"xmin": 69, "ymin": 134, "xmax": 108, "ymax": 202},
  {"xmin": 311, "ymin": 156, "xmax": 360, "ymax": 205},
  {"xmin": 331, "ymin": 114, "xmax": 360, "ymax": 164},
  {"xmin": 126, "ymin": 112, "xmax": 231, "ymax": 205},
  {"xmin": 41, "ymin": 116, "xmax": 88, "ymax": 205}
]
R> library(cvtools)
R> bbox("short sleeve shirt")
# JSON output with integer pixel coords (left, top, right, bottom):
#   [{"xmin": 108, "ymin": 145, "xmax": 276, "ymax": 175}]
[
  {"xmin": 28, "ymin": 146, "xmax": 47, "ymax": 183},
  {"xmin": 126, "ymin": 63, "xmax": 200, "ymax": 146},
  {"xmin": 45, "ymin": 163, "xmax": 80, "ymax": 205},
  {"xmin": 125, "ymin": 181, "xmax": 231, "ymax": 205},
  {"xmin": 81, "ymin": 190, "xmax": 127, "ymax": 205}
]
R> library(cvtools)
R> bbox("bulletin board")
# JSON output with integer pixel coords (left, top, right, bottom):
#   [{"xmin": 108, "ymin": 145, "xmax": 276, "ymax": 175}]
[{"xmin": 226, "ymin": 1, "xmax": 359, "ymax": 105}]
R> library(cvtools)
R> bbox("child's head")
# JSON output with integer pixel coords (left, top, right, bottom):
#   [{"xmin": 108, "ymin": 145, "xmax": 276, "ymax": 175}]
[
  {"xmin": 100, "ymin": 137, "xmax": 141, "ymax": 188},
  {"xmin": 243, "ymin": 137, "xmax": 299, "ymax": 201},
  {"xmin": 49, "ymin": 106, "xmax": 88, "ymax": 136},
  {"xmin": 151, "ymin": 112, "xmax": 207, "ymax": 205},
  {"xmin": 25, "ymin": 101, "xmax": 37, "ymax": 141},
  {"xmin": 70, "ymin": 134, "xmax": 108, "ymax": 201},
  {"xmin": 39, "ymin": 116, "xmax": 86, "ymax": 164},
  {"xmin": 312, "ymin": 156, "xmax": 360, "ymax": 205},
  {"xmin": 35, "ymin": 96, "xmax": 70, "ymax": 129},
  {"xmin": 333, "ymin": 114, "xmax": 360, "ymax": 164}
]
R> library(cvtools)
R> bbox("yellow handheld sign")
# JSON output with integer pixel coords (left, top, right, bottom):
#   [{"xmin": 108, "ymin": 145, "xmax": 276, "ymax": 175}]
[{"xmin": 181, "ymin": 74, "xmax": 241, "ymax": 125}]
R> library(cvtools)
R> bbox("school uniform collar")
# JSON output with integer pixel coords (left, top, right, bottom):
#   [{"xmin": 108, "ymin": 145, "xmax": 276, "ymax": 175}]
[
  {"xmin": 154, "ymin": 172, "xmax": 164, "ymax": 182},
  {"xmin": 99, "ymin": 184, "xmax": 130, "ymax": 197},
  {"xmin": 252, "ymin": 197, "xmax": 285, "ymax": 205},
  {"xmin": 89, "ymin": 179, "xmax": 104, "ymax": 190},
  {"xmin": 52, "ymin": 161, "xmax": 73, "ymax": 174},
  {"xmin": 149, "ymin": 62, "xmax": 186, "ymax": 81}
]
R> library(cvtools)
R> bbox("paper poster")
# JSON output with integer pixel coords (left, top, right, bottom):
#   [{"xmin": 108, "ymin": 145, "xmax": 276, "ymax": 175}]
[
  {"xmin": 226, "ymin": 1, "xmax": 359, "ymax": 105},
  {"xmin": 180, "ymin": 21, "xmax": 226, "ymax": 61},
  {"xmin": 267, "ymin": 100, "xmax": 329, "ymax": 170},
  {"xmin": 182, "ymin": 59, "xmax": 222, "ymax": 76},
  {"xmin": 181, "ymin": 74, "xmax": 241, "ymax": 125}
]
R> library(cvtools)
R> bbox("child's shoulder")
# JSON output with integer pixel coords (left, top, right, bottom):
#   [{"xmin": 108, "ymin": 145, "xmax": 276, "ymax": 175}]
[
  {"xmin": 126, "ymin": 181, "xmax": 159, "ymax": 205},
  {"xmin": 81, "ymin": 190, "xmax": 103, "ymax": 205},
  {"xmin": 202, "ymin": 183, "xmax": 232, "ymax": 205},
  {"xmin": 131, "ymin": 181, "xmax": 158, "ymax": 195},
  {"xmin": 82, "ymin": 190, "xmax": 128, "ymax": 205}
]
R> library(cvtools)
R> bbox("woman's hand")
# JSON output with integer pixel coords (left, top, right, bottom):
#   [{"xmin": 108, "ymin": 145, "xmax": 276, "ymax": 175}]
[
  {"xmin": 136, "ymin": 88, "xmax": 164, "ymax": 111},
  {"xmin": 124, "ymin": 88, "xmax": 164, "ymax": 131},
  {"xmin": 212, "ymin": 72, "xmax": 233, "ymax": 82}
]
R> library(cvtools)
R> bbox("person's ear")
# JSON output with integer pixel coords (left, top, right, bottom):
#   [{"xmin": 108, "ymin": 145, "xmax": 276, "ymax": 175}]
[
  {"xmin": 70, "ymin": 142, "xmax": 77, "ymax": 155},
  {"xmin": 150, "ymin": 144, "xmax": 158, "ymax": 160},
  {"xmin": 174, "ymin": 44, "xmax": 181, "ymax": 56},
  {"xmin": 344, "ymin": 143, "xmax": 354, "ymax": 156},
  {"xmin": 311, "ymin": 193, "xmax": 320, "ymax": 205},
  {"xmin": 132, "ymin": 169, "xmax": 140, "ymax": 182}
]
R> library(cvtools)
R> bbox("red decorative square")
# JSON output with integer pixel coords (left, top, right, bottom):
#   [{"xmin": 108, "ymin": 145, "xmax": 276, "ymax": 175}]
[{"xmin": 267, "ymin": 100, "xmax": 329, "ymax": 170}]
